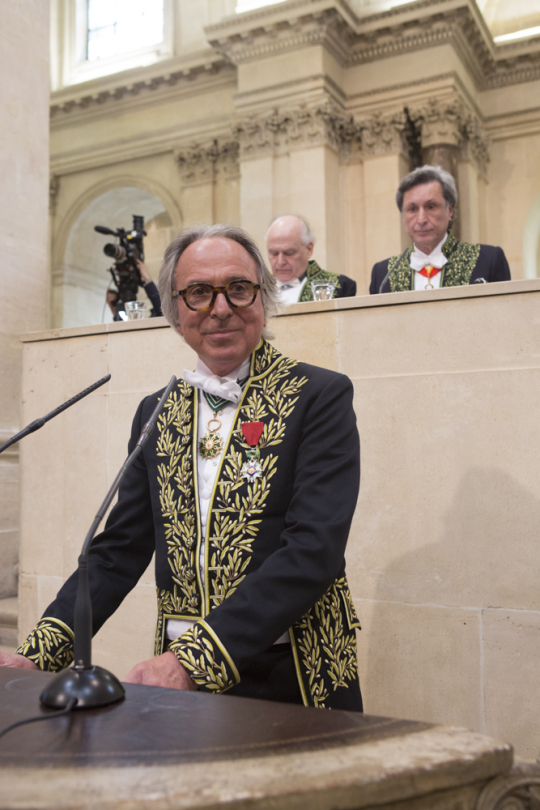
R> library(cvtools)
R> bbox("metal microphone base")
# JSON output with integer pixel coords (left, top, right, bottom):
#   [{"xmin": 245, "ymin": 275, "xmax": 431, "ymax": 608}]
[{"xmin": 39, "ymin": 665, "xmax": 125, "ymax": 709}]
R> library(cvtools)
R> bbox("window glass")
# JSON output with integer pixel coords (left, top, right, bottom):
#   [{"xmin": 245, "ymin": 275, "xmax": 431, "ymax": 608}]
[{"xmin": 87, "ymin": 0, "xmax": 164, "ymax": 61}]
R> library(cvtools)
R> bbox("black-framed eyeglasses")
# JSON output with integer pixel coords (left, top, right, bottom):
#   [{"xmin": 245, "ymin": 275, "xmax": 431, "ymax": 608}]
[{"xmin": 172, "ymin": 280, "xmax": 262, "ymax": 312}]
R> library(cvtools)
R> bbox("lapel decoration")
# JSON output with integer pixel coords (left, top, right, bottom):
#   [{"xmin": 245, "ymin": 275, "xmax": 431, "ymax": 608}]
[{"xmin": 240, "ymin": 421, "xmax": 265, "ymax": 482}]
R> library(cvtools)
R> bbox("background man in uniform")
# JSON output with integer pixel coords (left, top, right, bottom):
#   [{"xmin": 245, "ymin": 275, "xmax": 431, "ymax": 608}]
[
  {"xmin": 370, "ymin": 165, "xmax": 511, "ymax": 295},
  {"xmin": 0, "ymin": 225, "xmax": 362, "ymax": 712},
  {"xmin": 266, "ymin": 215, "xmax": 357, "ymax": 304}
]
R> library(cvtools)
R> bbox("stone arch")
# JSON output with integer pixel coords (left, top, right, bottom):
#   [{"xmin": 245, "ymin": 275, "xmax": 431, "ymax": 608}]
[
  {"xmin": 52, "ymin": 176, "xmax": 182, "ymax": 328},
  {"xmin": 523, "ymin": 190, "xmax": 540, "ymax": 279}
]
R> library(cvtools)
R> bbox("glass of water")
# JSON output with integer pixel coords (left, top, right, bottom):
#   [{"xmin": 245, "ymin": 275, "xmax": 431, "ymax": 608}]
[
  {"xmin": 311, "ymin": 281, "xmax": 336, "ymax": 301},
  {"xmin": 125, "ymin": 301, "xmax": 147, "ymax": 320}
]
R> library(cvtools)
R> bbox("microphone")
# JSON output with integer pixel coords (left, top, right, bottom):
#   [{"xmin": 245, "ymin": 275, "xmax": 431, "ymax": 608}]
[
  {"xmin": 40, "ymin": 376, "xmax": 178, "ymax": 710},
  {"xmin": 0, "ymin": 375, "xmax": 112, "ymax": 456},
  {"xmin": 94, "ymin": 225, "xmax": 116, "ymax": 236}
]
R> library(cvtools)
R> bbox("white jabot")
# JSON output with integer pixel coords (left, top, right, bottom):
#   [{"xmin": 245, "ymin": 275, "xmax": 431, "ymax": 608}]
[
  {"xmin": 182, "ymin": 359, "xmax": 245, "ymax": 404},
  {"xmin": 276, "ymin": 274, "xmax": 307, "ymax": 305},
  {"xmin": 410, "ymin": 234, "xmax": 448, "ymax": 291}
]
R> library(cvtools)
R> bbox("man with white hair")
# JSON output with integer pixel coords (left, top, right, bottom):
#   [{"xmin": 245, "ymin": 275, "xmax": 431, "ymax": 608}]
[
  {"xmin": 2, "ymin": 225, "xmax": 363, "ymax": 712},
  {"xmin": 370, "ymin": 165, "xmax": 511, "ymax": 294},
  {"xmin": 266, "ymin": 214, "xmax": 357, "ymax": 304}
]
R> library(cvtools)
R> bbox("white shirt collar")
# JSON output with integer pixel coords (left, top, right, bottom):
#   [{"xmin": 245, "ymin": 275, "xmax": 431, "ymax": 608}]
[
  {"xmin": 182, "ymin": 356, "xmax": 251, "ymax": 405},
  {"xmin": 410, "ymin": 233, "xmax": 448, "ymax": 272}
]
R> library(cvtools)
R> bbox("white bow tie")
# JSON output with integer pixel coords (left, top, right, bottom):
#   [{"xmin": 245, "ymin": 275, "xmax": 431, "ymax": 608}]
[
  {"xmin": 410, "ymin": 236, "xmax": 448, "ymax": 272},
  {"xmin": 182, "ymin": 369, "xmax": 243, "ymax": 404},
  {"xmin": 277, "ymin": 276, "xmax": 302, "ymax": 291}
]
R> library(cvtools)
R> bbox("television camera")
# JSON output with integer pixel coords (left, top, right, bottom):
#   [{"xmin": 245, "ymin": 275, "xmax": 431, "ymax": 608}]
[{"xmin": 95, "ymin": 215, "xmax": 147, "ymax": 321}]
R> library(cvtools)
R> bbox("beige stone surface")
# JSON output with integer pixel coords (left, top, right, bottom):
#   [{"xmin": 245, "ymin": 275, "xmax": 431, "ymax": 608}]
[
  {"xmin": 0, "ymin": 721, "xmax": 512, "ymax": 810},
  {"xmin": 482, "ymin": 610, "xmax": 540, "ymax": 761}
]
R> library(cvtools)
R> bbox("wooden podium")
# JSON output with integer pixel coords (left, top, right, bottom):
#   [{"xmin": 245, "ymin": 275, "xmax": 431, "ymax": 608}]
[{"xmin": 0, "ymin": 667, "xmax": 521, "ymax": 810}]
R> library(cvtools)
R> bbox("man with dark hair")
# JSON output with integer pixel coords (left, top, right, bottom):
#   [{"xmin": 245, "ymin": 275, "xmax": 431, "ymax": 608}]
[
  {"xmin": 267, "ymin": 215, "xmax": 357, "ymax": 303},
  {"xmin": 370, "ymin": 165, "xmax": 511, "ymax": 294},
  {"xmin": 1, "ymin": 224, "xmax": 363, "ymax": 712}
]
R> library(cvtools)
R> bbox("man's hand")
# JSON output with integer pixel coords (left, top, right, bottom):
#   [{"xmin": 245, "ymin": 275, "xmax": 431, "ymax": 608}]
[
  {"xmin": 123, "ymin": 651, "xmax": 197, "ymax": 691},
  {"xmin": 136, "ymin": 259, "xmax": 152, "ymax": 286},
  {"xmin": 0, "ymin": 652, "xmax": 38, "ymax": 670}
]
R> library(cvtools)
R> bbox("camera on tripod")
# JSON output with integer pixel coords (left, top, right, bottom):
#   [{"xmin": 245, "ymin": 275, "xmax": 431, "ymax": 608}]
[{"xmin": 95, "ymin": 215, "xmax": 147, "ymax": 321}]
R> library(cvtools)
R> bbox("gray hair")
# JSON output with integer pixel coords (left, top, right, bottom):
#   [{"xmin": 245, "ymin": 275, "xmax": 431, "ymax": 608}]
[
  {"xmin": 157, "ymin": 224, "xmax": 280, "ymax": 340},
  {"xmin": 266, "ymin": 214, "xmax": 316, "ymax": 247},
  {"xmin": 396, "ymin": 165, "xmax": 458, "ymax": 212}
]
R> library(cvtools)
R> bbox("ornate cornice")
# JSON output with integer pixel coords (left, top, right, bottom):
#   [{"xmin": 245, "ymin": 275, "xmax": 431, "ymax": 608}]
[
  {"xmin": 50, "ymin": 54, "xmax": 232, "ymax": 120},
  {"xmin": 174, "ymin": 139, "xmax": 240, "ymax": 186},
  {"xmin": 207, "ymin": 6, "xmax": 355, "ymax": 68},
  {"xmin": 205, "ymin": 0, "xmax": 540, "ymax": 92}
]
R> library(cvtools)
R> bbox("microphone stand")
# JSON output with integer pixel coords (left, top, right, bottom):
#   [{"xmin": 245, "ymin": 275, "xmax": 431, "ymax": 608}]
[
  {"xmin": 40, "ymin": 376, "xmax": 177, "ymax": 710},
  {"xmin": 0, "ymin": 375, "xmax": 112, "ymax": 455}
]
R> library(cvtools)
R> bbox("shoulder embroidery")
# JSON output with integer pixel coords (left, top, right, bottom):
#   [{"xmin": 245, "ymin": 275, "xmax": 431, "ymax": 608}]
[
  {"xmin": 300, "ymin": 261, "xmax": 341, "ymax": 302},
  {"xmin": 389, "ymin": 249, "xmax": 414, "ymax": 292},
  {"xmin": 441, "ymin": 233, "xmax": 481, "ymax": 287},
  {"xmin": 16, "ymin": 618, "xmax": 74, "ymax": 672}
]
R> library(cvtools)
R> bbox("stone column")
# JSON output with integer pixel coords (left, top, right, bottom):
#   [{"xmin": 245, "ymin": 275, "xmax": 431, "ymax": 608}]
[
  {"xmin": 411, "ymin": 99, "xmax": 464, "ymax": 239},
  {"xmin": 356, "ymin": 111, "xmax": 411, "ymax": 280},
  {"xmin": 176, "ymin": 139, "xmax": 241, "ymax": 231},
  {"xmin": 235, "ymin": 102, "xmax": 350, "ymax": 270},
  {"xmin": 0, "ymin": 1, "xmax": 50, "ymax": 600}
]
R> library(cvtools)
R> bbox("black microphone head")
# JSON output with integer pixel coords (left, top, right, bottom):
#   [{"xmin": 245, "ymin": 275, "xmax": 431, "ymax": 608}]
[{"xmin": 95, "ymin": 225, "xmax": 116, "ymax": 235}]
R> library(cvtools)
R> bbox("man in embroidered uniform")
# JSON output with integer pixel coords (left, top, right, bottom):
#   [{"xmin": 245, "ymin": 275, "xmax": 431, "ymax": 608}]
[
  {"xmin": 369, "ymin": 165, "xmax": 511, "ymax": 295},
  {"xmin": 266, "ymin": 214, "xmax": 357, "ymax": 304},
  {"xmin": 2, "ymin": 225, "xmax": 362, "ymax": 711}
]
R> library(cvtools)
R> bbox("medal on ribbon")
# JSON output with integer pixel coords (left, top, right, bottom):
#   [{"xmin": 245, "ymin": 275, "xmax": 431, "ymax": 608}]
[
  {"xmin": 240, "ymin": 421, "xmax": 264, "ymax": 482},
  {"xmin": 199, "ymin": 413, "xmax": 224, "ymax": 460}
]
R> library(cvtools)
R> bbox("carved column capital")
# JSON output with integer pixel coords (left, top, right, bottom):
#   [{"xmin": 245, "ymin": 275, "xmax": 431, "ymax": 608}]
[
  {"xmin": 410, "ymin": 97, "xmax": 465, "ymax": 148},
  {"xmin": 234, "ymin": 102, "xmax": 356, "ymax": 161},
  {"xmin": 175, "ymin": 139, "xmax": 239, "ymax": 185},
  {"xmin": 356, "ymin": 110, "xmax": 408, "ymax": 159},
  {"xmin": 410, "ymin": 96, "xmax": 490, "ymax": 177}
]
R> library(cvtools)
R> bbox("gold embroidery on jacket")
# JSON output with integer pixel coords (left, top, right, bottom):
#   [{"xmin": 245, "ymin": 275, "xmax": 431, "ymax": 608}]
[
  {"xmin": 169, "ymin": 622, "xmax": 239, "ymax": 693},
  {"xmin": 294, "ymin": 581, "xmax": 359, "ymax": 708},
  {"xmin": 17, "ymin": 618, "xmax": 74, "ymax": 672},
  {"xmin": 389, "ymin": 233, "xmax": 482, "ymax": 292},
  {"xmin": 206, "ymin": 354, "xmax": 308, "ymax": 611},
  {"xmin": 156, "ymin": 381, "xmax": 200, "ymax": 640}
]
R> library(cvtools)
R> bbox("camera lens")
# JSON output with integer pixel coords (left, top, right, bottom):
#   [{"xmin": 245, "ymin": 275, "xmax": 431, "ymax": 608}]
[{"xmin": 103, "ymin": 243, "xmax": 126, "ymax": 261}]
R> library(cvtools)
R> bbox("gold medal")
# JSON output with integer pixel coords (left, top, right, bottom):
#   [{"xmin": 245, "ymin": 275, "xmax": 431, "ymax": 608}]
[{"xmin": 199, "ymin": 413, "xmax": 223, "ymax": 460}]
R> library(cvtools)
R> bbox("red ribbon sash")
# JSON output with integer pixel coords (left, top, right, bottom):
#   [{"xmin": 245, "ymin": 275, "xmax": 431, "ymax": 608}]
[
  {"xmin": 419, "ymin": 265, "xmax": 442, "ymax": 279},
  {"xmin": 241, "ymin": 422, "xmax": 264, "ymax": 446}
]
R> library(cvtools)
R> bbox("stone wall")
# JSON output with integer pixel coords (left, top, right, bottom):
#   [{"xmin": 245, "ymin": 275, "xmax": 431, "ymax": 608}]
[{"xmin": 0, "ymin": 0, "xmax": 50, "ymax": 597}]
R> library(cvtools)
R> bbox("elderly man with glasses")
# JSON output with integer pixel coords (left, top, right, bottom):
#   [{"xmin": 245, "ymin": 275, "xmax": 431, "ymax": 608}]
[{"xmin": 4, "ymin": 225, "xmax": 363, "ymax": 712}]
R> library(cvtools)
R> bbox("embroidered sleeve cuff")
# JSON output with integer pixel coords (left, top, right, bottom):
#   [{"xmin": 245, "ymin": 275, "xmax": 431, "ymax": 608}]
[
  {"xmin": 169, "ymin": 620, "xmax": 240, "ymax": 693},
  {"xmin": 16, "ymin": 617, "xmax": 74, "ymax": 672}
]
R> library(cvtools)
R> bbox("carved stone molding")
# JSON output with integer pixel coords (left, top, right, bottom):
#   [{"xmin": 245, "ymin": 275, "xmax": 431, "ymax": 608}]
[
  {"xmin": 410, "ymin": 97, "xmax": 490, "ymax": 177},
  {"xmin": 205, "ymin": 0, "xmax": 540, "ymax": 92},
  {"xmin": 233, "ymin": 102, "xmax": 356, "ymax": 160},
  {"xmin": 355, "ymin": 110, "xmax": 409, "ymax": 159},
  {"xmin": 174, "ymin": 139, "xmax": 239, "ymax": 186},
  {"xmin": 476, "ymin": 764, "xmax": 540, "ymax": 810},
  {"xmin": 207, "ymin": 7, "xmax": 355, "ymax": 68},
  {"xmin": 49, "ymin": 174, "xmax": 60, "ymax": 216},
  {"xmin": 50, "ymin": 58, "xmax": 232, "ymax": 120}
]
